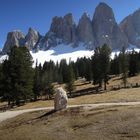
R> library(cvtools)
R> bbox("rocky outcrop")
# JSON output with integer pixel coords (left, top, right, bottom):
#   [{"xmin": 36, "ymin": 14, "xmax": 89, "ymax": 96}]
[
  {"xmin": 25, "ymin": 28, "xmax": 40, "ymax": 50},
  {"xmin": 3, "ymin": 31, "xmax": 25, "ymax": 53},
  {"xmin": 77, "ymin": 12, "xmax": 94, "ymax": 47},
  {"xmin": 36, "ymin": 32, "xmax": 60, "ymax": 51},
  {"xmin": 92, "ymin": 2, "xmax": 128, "ymax": 49},
  {"xmin": 50, "ymin": 13, "xmax": 77, "ymax": 44},
  {"xmin": 120, "ymin": 9, "xmax": 140, "ymax": 47},
  {"xmin": 54, "ymin": 87, "xmax": 68, "ymax": 111}
]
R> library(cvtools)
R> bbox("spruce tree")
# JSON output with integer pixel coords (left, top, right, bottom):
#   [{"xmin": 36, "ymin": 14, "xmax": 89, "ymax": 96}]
[
  {"xmin": 119, "ymin": 47, "xmax": 128, "ymax": 87},
  {"xmin": 59, "ymin": 59, "xmax": 69, "ymax": 83},
  {"xmin": 65, "ymin": 63, "xmax": 75, "ymax": 96},
  {"xmin": 2, "ymin": 46, "xmax": 34, "ymax": 105},
  {"xmin": 92, "ymin": 47, "xmax": 103, "ymax": 87},
  {"xmin": 33, "ymin": 62, "xmax": 42, "ymax": 100},
  {"xmin": 128, "ymin": 50, "xmax": 139, "ymax": 76},
  {"xmin": 100, "ymin": 44, "xmax": 111, "ymax": 90},
  {"xmin": 110, "ymin": 54, "xmax": 120, "ymax": 75},
  {"xmin": 1, "ymin": 59, "xmax": 12, "ymax": 105},
  {"xmin": 92, "ymin": 44, "xmax": 111, "ymax": 90}
]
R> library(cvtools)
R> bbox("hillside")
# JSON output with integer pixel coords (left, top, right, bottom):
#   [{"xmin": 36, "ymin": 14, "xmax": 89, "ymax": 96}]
[{"xmin": 0, "ymin": 104, "xmax": 140, "ymax": 140}]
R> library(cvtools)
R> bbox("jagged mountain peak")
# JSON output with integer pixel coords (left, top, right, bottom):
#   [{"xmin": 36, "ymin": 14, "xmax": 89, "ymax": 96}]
[
  {"xmin": 3, "ymin": 2, "xmax": 140, "ymax": 55},
  {"xmin": 2, "ymin": 30, "xmax": 25, "ymax": 53},
  {"xmin": 98, "ymin": 2, "xmax": 111, "ymax": 8},
  {"xmin": 25, "ymin": 28, "xmax": 40, "ymax": 50},
  {"xmin": 77, "ymin": 12, "xmax": 94, "ymax": 47},
  {"xmin": 92, "ymin": 2, "xmax": 128, "ymax": 49},
  {"xmin": 93, "ymin": 2, "xmax": 115, "ymax": 22},
  {"xmin": 63, "ymin": 13, "xmax": 76, "ymax": 27},
  {"xmin": 120, "ymin": 7, "xmax": 140, "ymax": 47},
  {"xmin": 27, "ymin": 27, "xmax": 39, "ymax": 36},
  {"xmin": 81, "ymin": 12, "xmax": 90, "ymax": 19}
]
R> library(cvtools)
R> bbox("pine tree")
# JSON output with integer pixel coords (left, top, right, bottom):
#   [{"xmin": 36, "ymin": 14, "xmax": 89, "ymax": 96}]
[
  {"xmin": 128, "ymin": 50, "xmax": 139, "ymax": 76},
  {"xmin": 110, "ymin": 54, "xmax": 120, "ymax": 75},
  {"xmin": 100, "ymin": 44, "xmax": 111, "ymax": 90},
  {"xmin": 92, "ymin": 44, "xmax": 111, "ymax": 90},
  {"xmin": 2, "ymin": 46, "xmax": 34, "ymax": 105},
  {"xmin": 33, "ymin": 62, "xmax": 42, "ymax": 100},
  {"xmin": 1, "ymin": 59, "xmax": 12, "ymax": 105},
  {"xmin": 119, "ymin": 47, "xmax": 128, "ymax": 87},
  {"xmin": 65, "ymin": 63, "xmax": 75, "ymax": 96},
  {"xmin": 85, "ymin": 58, "xmax": 92, "ymax": 82},
  {"xmin": 59, "ymin": 59, "xmax": 69, "ymax": 83}
]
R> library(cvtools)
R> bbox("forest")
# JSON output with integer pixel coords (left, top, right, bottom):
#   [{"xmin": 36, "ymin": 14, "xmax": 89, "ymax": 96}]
[{"xmin": 0, "ymin": 44, "xmax": 140, "ymax": 106}]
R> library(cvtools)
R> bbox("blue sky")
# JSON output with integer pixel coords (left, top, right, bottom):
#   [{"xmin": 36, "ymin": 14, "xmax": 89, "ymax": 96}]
[{"xmin": 0, "ymin": 0, "xmax": 140, "ymax": 49}]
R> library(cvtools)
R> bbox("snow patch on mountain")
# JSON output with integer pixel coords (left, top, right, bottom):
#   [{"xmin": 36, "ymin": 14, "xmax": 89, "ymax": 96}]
[
  {"xmin": 31, "ymin": 43, "xmax": 94, "ymax": 66},
  {"xmin": 1, "ymin": 44, "xmax": 140, "ymax": 67},
  {"xmin": 0, "ymin": 55, "xmax": 8, "ymax": 63}
]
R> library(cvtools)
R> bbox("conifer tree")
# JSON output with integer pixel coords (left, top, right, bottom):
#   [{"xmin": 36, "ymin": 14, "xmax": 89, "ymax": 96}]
[
  {"xmin": 119, "ymin": 47, "xmax": 128, "ymax": 87},
  {"xmin": 110, "ymin": 54, "xmax": 120, "ymax": 75},
  {"xmin": 1, "ymin": 59, "xmax": 12, "ymax": 105},
  {"xmin": 2, "ymin": 46, "xmax": 34, "ymax": 105},
  {"xmin": 128, "ymin": 50, "xmax": 139, "ymax": 76},
  {"xmin": 59, "ymin": 59, "xmax": 69, "ymax": 83},
  {"xmin": 33, "ymin": 62, "xmax": 42, "ymax": 100},
  {"xmin": 65, "ymin": 63, "xmax": 75, "ymax": 96},
  {"xmin": 92, "ymin": 44, "xmax": 111, "ymax": 90}
]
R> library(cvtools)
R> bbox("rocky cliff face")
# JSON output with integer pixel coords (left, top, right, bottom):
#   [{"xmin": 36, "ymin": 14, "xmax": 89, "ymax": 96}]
[
  {"xmin": 77, "ymin": 13, "xmax": 94, "ymax": 47},
  {"xmin": 2, "ymin": 28, "xmax": 41, "ymax": 53},
  {"xmin": 120, "ymin": 9, "xmax": 140, "ymax": 47},
  {"xmin": 3, "ymin": 31, "xmax": 25, "ymax": 53},
  {"xmin": 92, "ymin": 2, "xmax": 128, "ymax": 50},
  {"xmin": 50, "ymin": 13, "xmax": 77, "ymax": 44},
  {"xmin": 25, "ymin": 28, "xmax": 40, "ymax": 50}
]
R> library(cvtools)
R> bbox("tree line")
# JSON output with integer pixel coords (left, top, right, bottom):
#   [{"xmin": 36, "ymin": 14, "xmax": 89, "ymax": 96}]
[{"xmin": 0, "ymin": 45, "xmax": 140, "ymax": 106}]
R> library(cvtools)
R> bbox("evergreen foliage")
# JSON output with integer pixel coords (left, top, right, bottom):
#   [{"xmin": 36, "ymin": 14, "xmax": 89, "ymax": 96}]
[
  {"xmin": 92, "ymin": 44, "xmax": 111, "ymax": 90},
  {"xmin": 119, "ymin": 47, "xmax": 128, "ymax": 87},
  {"xmin": 65, "ymin": 63, "xmax": 75, "ymax": 96},
  {"xmin": 1, "ymin": 46, "xmax": 34, "ymax": 105},
  {"xmin": 128, "ymin": 49, "xmax": 139, "ymax": 76},
  {"xmin": 1, "ymin": 44, "xmax": 140, "ymax": 105},
  {"xmin": 110, "ymin": 54, "xmax": 121, "ymax": 75}
]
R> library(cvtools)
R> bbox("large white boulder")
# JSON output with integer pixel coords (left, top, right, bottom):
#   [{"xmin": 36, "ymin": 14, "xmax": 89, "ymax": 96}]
[{"xmin": 54, "ymin": 87, "xmax": 68, "ymax": 111}]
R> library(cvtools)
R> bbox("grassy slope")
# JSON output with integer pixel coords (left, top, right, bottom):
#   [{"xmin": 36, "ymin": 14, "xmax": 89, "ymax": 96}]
[
  {"xmin": 0, "ymin": 105, "xmax": 140, "ymax": 140},
  {"xmin": 0, "ymin": 75, "xmax": 140, "ymax": 139},
  {"xmin": 13, "ymin": 87, "xmax": 140, "ymax": 110},
  {"xmin": 1, "ymin": 74, "xmax": 140, "ymax": 110},
  {"xmin": 8, "ymin": 75, "xmax": 140, "ymax": 110}
]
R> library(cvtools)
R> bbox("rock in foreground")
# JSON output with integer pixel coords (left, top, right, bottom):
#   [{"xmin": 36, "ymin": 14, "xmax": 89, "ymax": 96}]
[{"xmin": 54, "ymin": 87, "xmax": 68, "ymax": 111}]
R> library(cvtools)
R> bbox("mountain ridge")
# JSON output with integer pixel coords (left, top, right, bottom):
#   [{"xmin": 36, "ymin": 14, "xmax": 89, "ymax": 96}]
[{"xmin": 1, "ymin": 2, "xmax": 140, "ymax": 56}]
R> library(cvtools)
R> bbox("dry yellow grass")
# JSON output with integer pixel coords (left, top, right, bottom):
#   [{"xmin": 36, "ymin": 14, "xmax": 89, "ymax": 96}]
[
  {"xmin": 1, "ymin": 74, "xmax": 140, "ymax": 110},
  {"xmin": 108, "ymin": 74, "xmax": 140, "ymax": 87},
  {"xmin": 0, "ymin": 105, "xmax": 140, "ymax": 140},
  {"xmin": 14, "ymin": 87, "xmax": 140, "ymax": 110}
]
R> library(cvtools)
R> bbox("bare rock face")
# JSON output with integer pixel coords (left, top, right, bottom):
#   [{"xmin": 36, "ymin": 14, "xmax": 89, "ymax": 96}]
[
  {"xmin": 54, "ymin": 87, "xmax": 68, "ymax": 111},
  {"xmin": 77, "ymin": 13, "xmax": 94, "ymax": 47},
  {"xmin": 25, "ymin": 28, "xmax": 40, "ymax": 50},
  {"xmin": 50, "ymin": 13, "xmax": 77, "ymax": 44},
  {"xmin": 63, "ymin": 13, "xmax": 77, "ymax": 43},
  {"xmin": 50, "ymin": 16, "xmax": 64, "ymax": 39},
  {"xmin": 3, "ymin": 31, "xmax": 25, "ymax": 53},
  {"xmin": 120, "ymin": 9, "xmax": 140, "ymax": 47},
  {"xmin": 92, "ymin": 2, "xmax": 128, "ymax": 49}
]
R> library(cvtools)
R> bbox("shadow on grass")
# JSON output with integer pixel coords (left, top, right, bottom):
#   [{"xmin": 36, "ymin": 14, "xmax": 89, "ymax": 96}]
[{"xmin": 37, "ymin": 110, "xmax": 56, "ymax": 119}]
